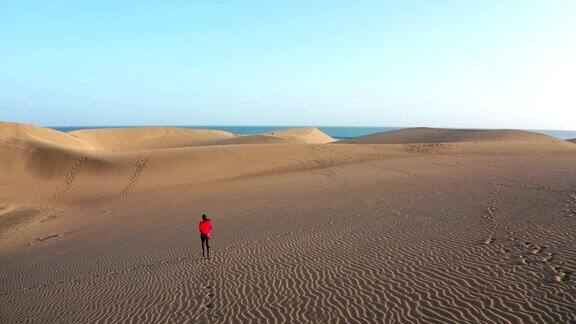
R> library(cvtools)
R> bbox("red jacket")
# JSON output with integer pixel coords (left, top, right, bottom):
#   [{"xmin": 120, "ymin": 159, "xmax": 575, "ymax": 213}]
[{"xmin": 199, "ymin": 219, "xmax": 213, "ymax": 237}]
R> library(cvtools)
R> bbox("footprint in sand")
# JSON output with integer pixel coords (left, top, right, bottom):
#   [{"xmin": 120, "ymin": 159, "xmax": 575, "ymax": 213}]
[
  {"xmin": 521, "ymin": 242, "xmax": 533, "ymax": 248},
  {"xmin": 554, "ymin": 269, "xmax": 571, "ymax": 282},
  {"xmin": 36, "ymin": 233, "xmax": 61, "ymax": 242},
  {"xmin": 517, "ymin": 255, "xmax": 528, "ymax": 265},
  {"xmin": 483, "ymin": 237, "xmax": 494, "ymax": 244},
  {"xmin": 542, "ymin": 252, "xmax": 555, "ymax": 262}
]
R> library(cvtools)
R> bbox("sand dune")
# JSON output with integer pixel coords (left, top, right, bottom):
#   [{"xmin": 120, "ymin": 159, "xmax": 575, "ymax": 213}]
[
  {"xmin": 70, "ymin": 126, "xmax": 333, "ymax": 150},
  {"xmin": 0, "ymin": 124, "xmax": 333, "ymax": 187},
  {"xmin": 70, "ymin": 127, "xmax": 235, "ymax": 151},
  {"xmin": 1, "ymin": 122, "xmax": 575, "ymax": 322},
  {"xmin": 266, "ymin": 127, "xmax": 335, "ymax": 144},
  {"xmin": 340, "ymin": 127, "xmax": 568, "ymax": 145},
  {"xmin": 1, "ymin": 122, "xmax": 333, "ymax": 153},
  {"xmin": 0, "ymin": 121, "xmax": 95, "ymax": 150},
  {"xmin": 205, "ymin": 127, "xmax": 335, "ymax": 145}
]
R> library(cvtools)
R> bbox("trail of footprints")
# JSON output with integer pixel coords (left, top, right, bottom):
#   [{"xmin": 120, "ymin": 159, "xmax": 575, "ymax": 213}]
[
  {"xmin": 50, "ymin": 155, "xmax": 87, "ymax": 201},
  {"xmin": 105, "ymin": 154, "xmax": 151, "ymax": 207},
  {"xmin": 481, "ymin": 181, "xmax": 576, "ymax": 285},
  {"xmin": 565, "ymin": 182, "xmax": 576, "ymax": 218},
  {"xmin": 484, "ymin": 182, "xmax": 502, "ymax": 221},
  {"xmin": 13, "ymin": 124, "xmax": 30, "ymax": 140},
  {"xmin": 439, "ymin": 158, "xmax": 575, "ymax": 286}
]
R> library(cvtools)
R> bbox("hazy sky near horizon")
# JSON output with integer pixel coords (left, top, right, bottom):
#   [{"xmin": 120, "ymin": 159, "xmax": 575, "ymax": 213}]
[{"xmin": 1, "ymin": 1, "xmax": 575, "ymax": 129}]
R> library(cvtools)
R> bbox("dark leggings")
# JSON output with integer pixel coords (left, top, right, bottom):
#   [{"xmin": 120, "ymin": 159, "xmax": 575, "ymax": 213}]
[{"xmin": 201, "ymin": 235, "xmax": 210, "ymax": 258}]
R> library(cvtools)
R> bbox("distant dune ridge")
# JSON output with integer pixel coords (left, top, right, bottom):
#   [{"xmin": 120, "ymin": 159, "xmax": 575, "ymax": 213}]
[
  {"xmin": 1, "ymin": 122, "xmax": 570, "ymax": 154},
  {"xmin": 205, "ymin": 127, "xmax": 335, "ymax": 145},
  {"xmin": 340, "ymin": 127, "xmax": 569, "ymax": 145},
  {"xmin": 70, "ymin": 126, "xmax": 334, "ymax": 148},
  {"xmin": 1, "ymin": 121, "xmax": 576, "ymax": 322},
  {"xmin": 70, "ymin": 127, "xmax": 236, "ymax": 151},
  {"xmin": 0, "ymin": 122, "xmax": 334, "ymax": 152},
  {"xmin": 0, "ymin": 121, "xmax": 573, "ymax": 191},
  {"xmin": 0, "ymin": 122, "xmax": 337, "ymax": 184}
]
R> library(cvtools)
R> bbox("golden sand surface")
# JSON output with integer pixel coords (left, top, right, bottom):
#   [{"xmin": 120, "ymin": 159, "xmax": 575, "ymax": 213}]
[{"xmin": 1, "ymin": 121, "xmax": 575, "ymax": 322}]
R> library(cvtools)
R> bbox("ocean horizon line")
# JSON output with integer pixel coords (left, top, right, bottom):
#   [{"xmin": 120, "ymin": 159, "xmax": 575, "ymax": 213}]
[{"xmin": 46, "ymin": 125, "xmax": 576, "ymax": 140}]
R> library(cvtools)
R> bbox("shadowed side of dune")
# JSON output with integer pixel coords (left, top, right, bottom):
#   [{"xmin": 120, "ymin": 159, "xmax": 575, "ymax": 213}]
[
  {"xmin": 0, "ymin": 122, "xmax": 95, "ymax": 150},
  {"xmin": 0, "ymin": 122, "xmax": 114, "ymax": 181},
  {"xmin": 568, "ymin": 138, "xmax": 576, "ymax": 144}
]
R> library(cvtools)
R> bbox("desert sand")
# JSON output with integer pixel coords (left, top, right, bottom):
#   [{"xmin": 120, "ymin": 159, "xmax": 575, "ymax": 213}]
[{"xmin": 1, "ymin": 121, "xmax": 575, "ymax": 323}]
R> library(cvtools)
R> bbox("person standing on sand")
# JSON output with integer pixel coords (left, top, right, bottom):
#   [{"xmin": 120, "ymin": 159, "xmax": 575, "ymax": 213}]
[{"xmin": 199, "ymin": 214, "xmax": 213, "ymax": 259}]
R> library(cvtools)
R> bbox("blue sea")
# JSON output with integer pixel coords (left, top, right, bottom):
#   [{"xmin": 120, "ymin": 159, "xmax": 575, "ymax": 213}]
[{"xmin": 52, "ymin": 126, "xmax": 576, "ymax": 141}]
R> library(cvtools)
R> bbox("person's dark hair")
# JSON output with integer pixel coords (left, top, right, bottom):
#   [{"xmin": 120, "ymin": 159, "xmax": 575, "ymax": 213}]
[{"xmin": 202, "ymin": 214, "xmax": 207, "ymax": 220}]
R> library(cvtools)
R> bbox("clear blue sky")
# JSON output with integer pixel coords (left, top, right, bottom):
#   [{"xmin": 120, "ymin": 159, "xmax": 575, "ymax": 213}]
[{"xmin": 1, "ymin": 1, "xmax": 575, "ymax": 129}]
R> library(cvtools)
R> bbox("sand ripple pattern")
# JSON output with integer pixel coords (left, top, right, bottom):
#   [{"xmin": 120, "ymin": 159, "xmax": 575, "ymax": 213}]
[{"xmin": 1, "ymin": 152, "xmax": 576, "ymax": 323}]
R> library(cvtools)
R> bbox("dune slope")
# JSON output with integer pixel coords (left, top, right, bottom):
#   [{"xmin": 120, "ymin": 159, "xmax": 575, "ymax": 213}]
[
  {"xmin": 70, "ymin": 127, "xmax": 235, "ymax": 151},
  {"xmin": 0, "ymin": 122, "xmax": 95, "ymax": 150}
]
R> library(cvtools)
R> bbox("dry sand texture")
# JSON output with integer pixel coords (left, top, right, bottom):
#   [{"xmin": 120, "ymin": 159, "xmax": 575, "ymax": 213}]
[{"xmin": 1, "ymin": 121, "xmax": 576, "ymax": 323}]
